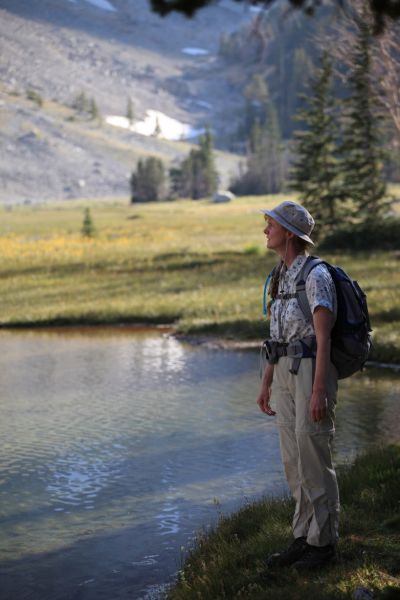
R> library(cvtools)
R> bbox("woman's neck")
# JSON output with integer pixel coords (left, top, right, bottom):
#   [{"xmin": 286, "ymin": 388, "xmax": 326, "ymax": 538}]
[{"xmin": 278, "ymin": 245, "xmax": 306, "ymax": 268}]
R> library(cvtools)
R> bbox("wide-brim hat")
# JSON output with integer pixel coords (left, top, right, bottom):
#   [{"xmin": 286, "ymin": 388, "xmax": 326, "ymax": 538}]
[{"xmin": 260, "ymin": 200, "xmax": 315, "ymax": 246}]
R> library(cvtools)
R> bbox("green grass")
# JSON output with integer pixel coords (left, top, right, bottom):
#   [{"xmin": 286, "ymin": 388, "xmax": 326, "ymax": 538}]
[
  {"xmin": 166, "ymin": 445, "xmax": 400, "ymax": 600},
  {"xmin": 0, "ymin": 194, "xmax": 399, "ymax": 362}
]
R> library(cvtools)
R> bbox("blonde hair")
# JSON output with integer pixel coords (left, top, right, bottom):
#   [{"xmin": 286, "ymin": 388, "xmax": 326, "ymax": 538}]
[{"xmin": 267, "ymin": 235, "xmax": 311, "ymax": 311}]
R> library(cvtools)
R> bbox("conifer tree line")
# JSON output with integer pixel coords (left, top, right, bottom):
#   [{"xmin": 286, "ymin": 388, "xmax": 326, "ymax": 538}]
[
  {"xmin": 130, "ymin": 129, "xmax": 218, "ymax": 203},
  {"xmin": 228, "ymin": 1, "xmax": 396, "ymax": 236},
  {"xmin": 290, "ymin": 5, "xmax": 392, "ymax": 237}
]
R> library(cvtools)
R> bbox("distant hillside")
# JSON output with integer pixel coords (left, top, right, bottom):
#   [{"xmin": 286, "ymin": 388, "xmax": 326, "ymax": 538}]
[{"xmin": 0, "ymin": 0, "xmax": 254, "ymax": 203}]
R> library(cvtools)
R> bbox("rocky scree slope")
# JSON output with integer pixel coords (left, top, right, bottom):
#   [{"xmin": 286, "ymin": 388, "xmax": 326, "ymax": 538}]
[{"xmin": 0, "ymin": 0, "xmax": 251, "ymax": 202}]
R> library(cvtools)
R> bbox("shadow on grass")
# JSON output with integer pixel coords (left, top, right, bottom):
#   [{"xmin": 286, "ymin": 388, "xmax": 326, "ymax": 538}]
[
  {"xmin": 373, "ymin": 308, "xmax": 400, "ymax": 322},
  {"xmin": 153, "ymin": 251, "xmax": 269, "ymax": 275},
  {"xmin": 0, "ymin": 313, "xmax": 180, "ymax": 328},
  {"xmin": 369, "ymin": 340, "xmax": 400, "ymax": 365},
  {"xmin": 177, "ymin": 319, "xmax": 269, "ymax": 341},
  {"xmin": 0, "ymin": 251, "xmax": 270, "ymax": 279}
]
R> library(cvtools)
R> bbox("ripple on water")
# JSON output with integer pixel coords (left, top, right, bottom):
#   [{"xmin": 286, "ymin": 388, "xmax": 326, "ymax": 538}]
[
  {"xmin": 155, "ymin": 499, "xmax": 181, "ymax": 536},
  {"xmin": 46, "ymin": 450, "xmax": 123, "ymax": 509},
  {"xmin": 0, "ymin": 332, "xmax": 399, "ymax": 600}
]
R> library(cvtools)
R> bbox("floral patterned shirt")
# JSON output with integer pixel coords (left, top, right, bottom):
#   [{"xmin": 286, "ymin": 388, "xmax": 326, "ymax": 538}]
[{"xmin": 269, "ymin": 255, "xmax": 337, "ymax": 343}]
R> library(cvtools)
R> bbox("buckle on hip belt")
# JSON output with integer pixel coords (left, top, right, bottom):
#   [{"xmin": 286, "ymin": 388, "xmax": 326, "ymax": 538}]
[
  {"xmin": 261, "ymin": 336, "xmax": 316, "ymax": 375},
  {"xmin": 262, "ymin": 340, "xmax": 288, "ymax": 364},
  {"xmin": 287, "ymin": 337, "xmax": 317, "ymax": 374}
]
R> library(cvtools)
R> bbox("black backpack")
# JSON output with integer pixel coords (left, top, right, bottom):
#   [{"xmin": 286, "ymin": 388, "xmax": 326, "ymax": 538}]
[{"xmin": 295, "ymin": 256, "xmax": 372, "ymax": 379}]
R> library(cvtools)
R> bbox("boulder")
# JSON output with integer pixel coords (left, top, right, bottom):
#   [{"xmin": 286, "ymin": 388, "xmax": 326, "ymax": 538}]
[{"xmin": 212, "ymin": 190, "xmax": 235, "ymax": 203}]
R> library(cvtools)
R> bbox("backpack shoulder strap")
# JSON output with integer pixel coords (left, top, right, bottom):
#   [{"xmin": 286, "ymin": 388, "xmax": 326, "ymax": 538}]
[{"xmin": 295, "ymin": 255, "xmax": 324, "ymax": 323}]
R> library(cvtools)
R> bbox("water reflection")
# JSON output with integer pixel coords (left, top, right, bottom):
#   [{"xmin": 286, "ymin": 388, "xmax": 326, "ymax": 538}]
[
  {"xmin": 334, "ymin": 370, "xmax": 400, "ymax": 461},
  {"xmin": 0, "ymin": 329, "xmax": 399, "ymax": 600}
]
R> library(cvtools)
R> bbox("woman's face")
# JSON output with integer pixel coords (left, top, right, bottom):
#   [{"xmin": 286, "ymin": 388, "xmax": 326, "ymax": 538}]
[{"xmin": 264, "ymin": 217, "xmax": 288, "ymax": 252}]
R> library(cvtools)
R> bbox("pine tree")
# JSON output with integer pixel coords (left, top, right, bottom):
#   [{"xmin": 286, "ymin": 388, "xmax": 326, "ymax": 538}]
[
  {"xmin": 239, "ymin": 74, "xmax": 272, "ymax": 148},
  {"xmin": 173, "ymin": 128, "xmax": 219, "ymax": 199},
  {"xmin": 243, "ymin": 74, "xmax": 270, "ymax": 132},
  {"xmin": 73, "ymin": 91, "xmax": 90, "ymax": 114},
  {"xmin": 339, "ymin": 17, "xmax": 387, "ymax": 220},
  {"xmin": 126, "ymin": 97, "xmax": 135, "ymax": 125},
  {"xmin": 153, "ymin": 116, "xmax": 162, "ymax": 138},
  {"xmin": 253, "ymin": 100, "xmax": 283, "ymax": 193},
  {"xmin": 289, "ymin": 52, "xmax": 341, "ymax": 235},
  {"xmin": 198, "ymin": 127, "xmax": 218, "ymax": 197},
  {"xmin": 81, "ymin": 208, "xmax": 95, "ymax": 237},
  {"xmin": 283, "ymin": 47, "xmax": 313, "ymax": 139},
  {"xmin": 130, "ymin": 157, "xmax": 166, "ymax": 203},
  {"xmin": 231, "ymin": 98, "xmax": 284, "ymax": 195},
  {"xmin": 89, "ymin": 97, "xmax": 100, "ymax": 121},
  {"xmin": 168, "ymin": 165, "xmax": 184, "ymax": 199}
]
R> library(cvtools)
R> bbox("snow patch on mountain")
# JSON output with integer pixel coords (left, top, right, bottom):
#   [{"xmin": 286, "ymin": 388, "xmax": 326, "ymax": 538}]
[
  {"xmin": 85, "ymin": 0, "xmax": 116, "ymax": 11},
  {"xmin": 105, "ymin": 110, "xmax": 204, "ymax": 141},
  {"xmin": 181, "ymin": 47, "xmax": 209, "ymax": 56}
]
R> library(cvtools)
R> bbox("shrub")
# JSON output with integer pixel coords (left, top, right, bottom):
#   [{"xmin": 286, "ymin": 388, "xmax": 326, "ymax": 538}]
[
  {"xmin": 320, "ymin": 217, "xmax": 400, "ymax": 251},
  {"xmin": 26, "ymin": 89, "xmax": 43, "ymax": 107}
]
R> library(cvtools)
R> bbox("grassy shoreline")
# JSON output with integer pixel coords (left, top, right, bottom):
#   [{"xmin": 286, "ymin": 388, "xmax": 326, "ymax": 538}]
[
  {"xmin": 165, "ymin": 445, "xmax": 400, "ymax": 600},
  {"xmin": 0, "ymin": 194, "xmax": 399, "ymax": 363}
]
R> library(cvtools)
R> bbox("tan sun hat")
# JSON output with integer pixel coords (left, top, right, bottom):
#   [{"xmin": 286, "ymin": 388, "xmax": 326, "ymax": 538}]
[{"xmin": 261, "ymin": 200, "xmax": 315, "ymax": 246}]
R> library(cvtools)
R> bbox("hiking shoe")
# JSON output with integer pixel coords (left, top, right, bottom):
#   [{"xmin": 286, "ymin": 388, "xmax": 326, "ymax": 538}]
[
  {"xmin": 266, "ymin": 537, "xmax": 308, "ymax": 568},
  {"xmin": 291, "ymin": 543, "xmax": 336, "ymax": 571}
]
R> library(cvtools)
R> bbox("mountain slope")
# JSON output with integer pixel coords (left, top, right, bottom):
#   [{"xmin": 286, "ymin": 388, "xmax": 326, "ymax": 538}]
[{"xmin": 0, "ymin": 0, "xmax": 252, "ymax": 202}]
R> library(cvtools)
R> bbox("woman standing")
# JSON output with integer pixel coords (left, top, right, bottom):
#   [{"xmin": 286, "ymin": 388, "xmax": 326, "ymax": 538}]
[{"xmin": 257, "ymin": 200, "xmax": 339, "ymax": 571}]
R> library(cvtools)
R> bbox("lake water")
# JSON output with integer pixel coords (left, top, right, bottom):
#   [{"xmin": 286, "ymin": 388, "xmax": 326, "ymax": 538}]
[{"xmin": 0, "ymin": 329, "xmax": 399, "ymax": 600}]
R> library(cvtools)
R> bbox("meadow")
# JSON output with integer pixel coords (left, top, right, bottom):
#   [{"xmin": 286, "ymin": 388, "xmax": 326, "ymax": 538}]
[
  {"xmin": 166, "ymin": 444, "xmax": 400, "ymax": 600},
  {"xmin": 0, "ymin": 192, "xmax": 399, "ymax": 363}
]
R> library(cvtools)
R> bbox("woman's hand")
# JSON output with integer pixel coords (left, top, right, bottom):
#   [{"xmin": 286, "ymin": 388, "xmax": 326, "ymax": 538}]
[
  {"xmin": 310, "ymin": 387, "xmax": 328, "ymax": 422},
  {"xmin": 257, "ymin": 387, "xmax": 276, "ymax": 416},
  {"xmin": 257, "ymin": 363, "xmax": 276, "ymax": 416}
]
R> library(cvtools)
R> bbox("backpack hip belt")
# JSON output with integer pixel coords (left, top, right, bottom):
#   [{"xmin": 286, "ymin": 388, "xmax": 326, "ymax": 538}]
[{"xmin": 262, "ymin": 335, "xmax": 317, "ymax": 375}]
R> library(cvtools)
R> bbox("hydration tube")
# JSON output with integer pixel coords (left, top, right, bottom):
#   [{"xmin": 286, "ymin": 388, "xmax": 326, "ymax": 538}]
[{"xmin": 262, "ymin": 270, "xmax": 274, "ymax": 316}]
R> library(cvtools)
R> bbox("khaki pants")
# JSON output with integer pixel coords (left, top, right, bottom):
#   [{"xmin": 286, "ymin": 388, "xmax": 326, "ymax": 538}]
[{"xmin": 271, "ymin": 356, "xmax": 340, "ymax": 547}]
